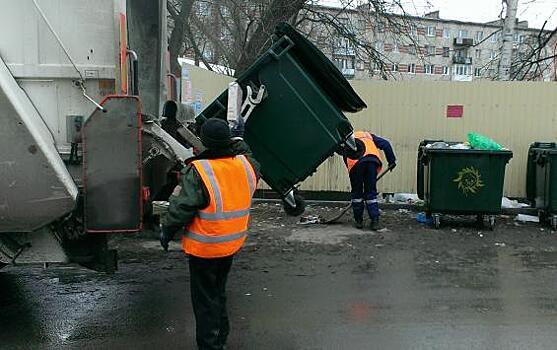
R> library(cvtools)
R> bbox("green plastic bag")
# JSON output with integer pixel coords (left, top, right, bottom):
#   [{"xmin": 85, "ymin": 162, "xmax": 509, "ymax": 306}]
[{"xmin": 467, "ymin": 132, "xmax": 503, "ymax": 150}]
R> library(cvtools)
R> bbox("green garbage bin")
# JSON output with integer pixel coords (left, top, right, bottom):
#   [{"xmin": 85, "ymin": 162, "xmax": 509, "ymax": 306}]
[
  {"xmin": 526, "ymin": 142, "xmax": 557, "ymax": 229},
  {"xmin": 196, "ymin": 23, "xmax": 366, "ymax": 215},
  {"xmin": 417, "ymin": 140, "xmax": 513, "ymax": 229}
]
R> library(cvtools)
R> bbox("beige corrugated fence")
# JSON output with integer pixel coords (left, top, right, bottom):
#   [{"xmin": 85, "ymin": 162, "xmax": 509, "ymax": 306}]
[{"xmin": 185, "ymin": 63, "xmax": 557, "ymax": 197}]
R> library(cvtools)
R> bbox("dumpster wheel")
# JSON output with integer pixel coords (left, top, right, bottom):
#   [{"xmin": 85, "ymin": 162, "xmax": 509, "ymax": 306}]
[
  {"xmin": 283, "ymin": 192, "xmax": 306, "ymax": 217},
  {"xmin": 551, "ymin": 215, "xmax": 557, "ymax": 231},
  {"xmin": 487, "ymin": 215, "xmax": 496, "ymax": 231},
  {"xmin": 432, "ymin": 214, "xmax": 441, "ymax": 229}
]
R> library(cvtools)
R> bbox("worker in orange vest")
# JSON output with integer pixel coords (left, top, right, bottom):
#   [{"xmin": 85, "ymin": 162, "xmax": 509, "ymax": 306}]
[
  {"xmin": 343, "ymin": 131, "xmax": 396, "ymax": 230},
  {"xmin": 160, "ymin": 118, "xmax": 259, "ymax": 350}
]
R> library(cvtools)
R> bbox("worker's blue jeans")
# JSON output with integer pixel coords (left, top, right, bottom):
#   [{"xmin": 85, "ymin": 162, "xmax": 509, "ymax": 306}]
[{"xmin": 349, "ymin": 160, "xmax": 379, "ymax": 223}]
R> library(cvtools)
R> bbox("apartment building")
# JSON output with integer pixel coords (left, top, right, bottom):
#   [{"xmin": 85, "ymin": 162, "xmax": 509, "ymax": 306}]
[{"xmin": 305, "ymin": 6, "xmax": 556, "ymax": 81}]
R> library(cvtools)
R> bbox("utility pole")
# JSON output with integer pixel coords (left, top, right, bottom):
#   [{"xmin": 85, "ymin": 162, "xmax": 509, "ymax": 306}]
[{"xmin": 498, "ymin": 0, "xmax": 519, "ymax": 80}]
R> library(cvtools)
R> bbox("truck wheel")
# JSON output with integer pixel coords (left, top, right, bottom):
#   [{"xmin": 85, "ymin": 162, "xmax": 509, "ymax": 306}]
[{"xmin": 283, "ymin": 193, "xmax": 306, "ymax": 217}]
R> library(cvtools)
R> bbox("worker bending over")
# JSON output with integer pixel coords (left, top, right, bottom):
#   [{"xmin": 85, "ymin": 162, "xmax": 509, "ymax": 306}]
[{"xmin": 343, "ymin": 130, "xmax": 396, "ymax": 230}]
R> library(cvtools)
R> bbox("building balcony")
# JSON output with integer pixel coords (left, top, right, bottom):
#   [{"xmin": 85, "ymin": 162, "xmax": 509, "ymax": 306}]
[
  {"xmin": 453, "ymin": 56, "xmax": 473, "ymax": 65},
  {"xmin": 333, "ymin": 47, "xmax": 356, "ymax": 56},
  {"xmin": 452, "ymin": 74, "xmax": 473, "ymax": 82},
  {"xmin": 341, "ymin": 68, "xmax": 355, "ymax": 77},
  {"xmin": 453, "ymin": 38, "xmax": 474, "ymax": 47}
]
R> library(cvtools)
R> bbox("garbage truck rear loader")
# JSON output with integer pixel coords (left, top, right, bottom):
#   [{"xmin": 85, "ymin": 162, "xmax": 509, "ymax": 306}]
[{"xmin": 0, "ymin": 0, "xmax": 190, "ymax": 272}]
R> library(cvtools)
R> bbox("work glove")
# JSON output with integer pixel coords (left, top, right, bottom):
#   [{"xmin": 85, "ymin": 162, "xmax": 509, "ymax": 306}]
[
  {"xmin": 159, "ymin": 225, "xmax": 173, "ymax": 252},
  {"xmin": 230, "ymin": 117, "xmax": 245, "ymax": 138},
  {"xmin": 388, "ymin": 162, "xmax": 397, "ymax": 171}
]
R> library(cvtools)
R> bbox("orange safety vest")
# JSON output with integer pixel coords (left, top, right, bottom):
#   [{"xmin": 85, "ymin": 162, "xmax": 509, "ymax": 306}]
[
  {"xmin": 346, "ymin": 131, "xmax": 383, "ymax": 173},
  {"xmin": 182, "ymin": 155, "xmax": 257, "ymax": 258}
]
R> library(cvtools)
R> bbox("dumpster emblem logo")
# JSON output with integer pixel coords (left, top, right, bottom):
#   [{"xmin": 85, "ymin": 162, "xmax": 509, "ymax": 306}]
[{"xmin": 453, "ymin": 167, "xmax": 484, "ymax": 196}]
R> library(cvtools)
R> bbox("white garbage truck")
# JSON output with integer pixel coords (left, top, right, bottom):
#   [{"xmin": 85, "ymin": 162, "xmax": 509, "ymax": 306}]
[{"xmin": 0, "ymin": 0, "xmax": 192, "ymax": 272}]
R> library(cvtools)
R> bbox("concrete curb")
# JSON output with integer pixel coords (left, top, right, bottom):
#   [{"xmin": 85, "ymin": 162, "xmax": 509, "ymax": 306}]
[{"xmin": 252, "ymin": 198, "xmax": 538, "ymax": 216}]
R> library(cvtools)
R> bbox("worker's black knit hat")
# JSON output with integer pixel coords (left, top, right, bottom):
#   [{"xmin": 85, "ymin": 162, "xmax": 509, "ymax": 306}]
[{"xmin": 200, "ymin": 118, "xmax": 231, "ymax": 150}]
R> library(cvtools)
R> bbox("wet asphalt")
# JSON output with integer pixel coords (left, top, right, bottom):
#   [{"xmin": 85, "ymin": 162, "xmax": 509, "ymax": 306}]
[{"xmin": 1, "ymin": 204, "xmax": 557, "ymax": 350}]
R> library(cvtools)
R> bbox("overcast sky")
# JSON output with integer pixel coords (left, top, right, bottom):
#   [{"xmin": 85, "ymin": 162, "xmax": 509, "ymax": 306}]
[{"xmin": 319, "ymin": 0, "xmax": 557, "ymax": 30}]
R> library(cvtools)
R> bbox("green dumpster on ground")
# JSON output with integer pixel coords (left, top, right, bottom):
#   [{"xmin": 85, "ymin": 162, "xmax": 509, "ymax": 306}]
[
  {"xmin": 196, "ymin": 23, "xmax": 366, "ymax": 215},
  {"xmin": 417, "ymin": 140, "xmax": 513, "ymax": 229},
  {"xmin": 526, "ymin": 142, "xmax": 557, "ymax": 229}
]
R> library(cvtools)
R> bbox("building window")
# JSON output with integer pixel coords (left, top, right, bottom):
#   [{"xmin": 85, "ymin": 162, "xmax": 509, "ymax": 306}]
[
  {"xmin": 427, "ymin": 26, "xmax": 436, "ymax": 37},
  {"xmin": 476, "ymin": 31, "xmax": 484, "ymax": 43},
  {"xmin": 442, "ymin": 66, "xmax": 449, "ymax": 75},
  {"xmin": 334, "ymin": 57, "xmax": 354, "ymax": 70},
  {"xmin": 426, "ymin": 45, "xmax": 436, "ymax": 56},
  {"xmin": 393, "ymin": 43, "xmax": 399, "ymax": 53},
  {"xmin": 408, "ymin": 45, "xmax": 417, "ymax": 55},
  {"xmin": 393, "ymin": 63, "xmax": 399, "ymax": 72},
  {"xmin": 455, "ymin": 49, "xmax": 466, "ymax": 60},
  {"xmin": 519, "ymin": 35, "xmax": 525, "ymax": 43},
  {"xmin": 490, "ymin": 50, "xmax": 497, "ymax": 60},
  {"xmin": 425, "ymin": 64, "xmax": 434, "ymax": 74},
  {"xmin": 196, "ymin": 1, "xmax": 210, "ymax": 16},
  {"xmin": 458, "ymin": 29, "xmax": 469, "ymax": 38},
  {"xmin": 410, "ymin": 24, "xmax": 417, "ymax": 36},
  {"xmin": 357, "ymin": 19, "xmax": 367, "ymax": 30},
  {"xmin": 475, "ymin": 49, "xmax": 481, "ymax": 59},
  {"xmin": 490, "ymin": 32, "xmax": 498, "ymax": 42},
  {"xmin": 442, "ymin": 47, "xmax": 450, "ymax": 57},
  {"xmin": 474, "ymin": 68, "xmax": 482, "ymax": 77},
  {"xmin": 443, "ymin": 28, "xmax": 450, "ymax": 38},
  {"xmin": 454, "ymin": 64, "xmax": 471, "ymax": 75},
  {"xmin": 513, "ymin": 33, "xmax": 519, "ymax": 42},
  {"xmin": 375, "ymin": 41, "xmax": 384, "ymax": 52},
  {"xmin": 376, "ymin": 22, "xmax": 385, "ymax": 33},
  {"xmin": 408, "ymin": 63, "xmax": 416, "ymax": 74}
]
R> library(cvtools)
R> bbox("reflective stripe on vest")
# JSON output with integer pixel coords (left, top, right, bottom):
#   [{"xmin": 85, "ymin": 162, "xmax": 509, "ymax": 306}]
[
  {"xmin": 346, "ymin": 131, "xmax": 383, "ymax": 173},
  {"xmin": 186, "ymin": 230, "xmax": 247, "ymax": 243},
  {"xmin": 183, "ymin": 155, "xmax": 257, "ymax": 258}
]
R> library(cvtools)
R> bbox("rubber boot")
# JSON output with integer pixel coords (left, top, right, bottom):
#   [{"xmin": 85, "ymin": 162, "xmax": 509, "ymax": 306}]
[
  {"xmin": 352, "ymin": 200, "xmax": 364, "ymax": 229},
  {"xmin": 369, "ymin": 217, "xmax": 380, "ymax": 231}
]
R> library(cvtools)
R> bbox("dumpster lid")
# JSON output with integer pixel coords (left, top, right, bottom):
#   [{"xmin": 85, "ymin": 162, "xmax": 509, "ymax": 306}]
[{"xmin": 274, "ymin": 23, "xmax": 367, "ymax": 113}]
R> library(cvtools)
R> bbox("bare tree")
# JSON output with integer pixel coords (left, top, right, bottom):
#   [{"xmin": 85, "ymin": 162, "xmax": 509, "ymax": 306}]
[
  {"xmin": 509, "ymin": 24, "xmax": 557, "ymax": 81},
  {"xmin": 188, "ymin": 0, "xmax": 307, "ymax": 76},
  {"xmin": 167, "ymin": 0, "xmax": 195, "ymax": 75},
  {"xmin": 169, "ymin": 0, "xmax": 420, "ymax": 78},
  {"xmin": 166, "ymin": 0, "xmax": 308, "ymax": 76},
  {"xmin": 169, "ymin": 0, "xmax": 556, "ymax": 81}
]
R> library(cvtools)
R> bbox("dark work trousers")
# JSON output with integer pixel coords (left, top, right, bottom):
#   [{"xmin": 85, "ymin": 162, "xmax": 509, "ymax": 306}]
[
  {"xmin": 349, "ymin": 160, "xmax": 379, "ymax": 222},
  {"xmin": 188, "ymin": 254, "xmax": 234, "ymax": 350}
]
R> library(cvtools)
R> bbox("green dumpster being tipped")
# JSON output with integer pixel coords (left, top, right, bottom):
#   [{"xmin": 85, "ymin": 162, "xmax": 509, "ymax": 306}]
[{"xmin": 196, "ymin": 23, "xmax": 366, "ymax": 215}]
